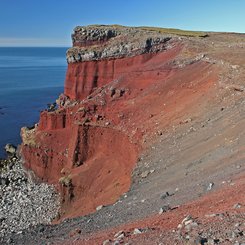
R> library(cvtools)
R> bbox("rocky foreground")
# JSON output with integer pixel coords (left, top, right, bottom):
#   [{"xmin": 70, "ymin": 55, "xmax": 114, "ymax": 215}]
[{"xmin": 0, "ymin": 155, "xmax": 60, "ymax": 242}]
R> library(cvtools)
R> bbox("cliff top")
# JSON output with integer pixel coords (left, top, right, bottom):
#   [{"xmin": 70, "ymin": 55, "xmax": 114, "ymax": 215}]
[
  {"xmin": 73, "ymin": 24, "xmax": 208, "ymax": 38},
  {"xmin": 66, "ymin": 25, "xmax": 208, "ymax": 63}
]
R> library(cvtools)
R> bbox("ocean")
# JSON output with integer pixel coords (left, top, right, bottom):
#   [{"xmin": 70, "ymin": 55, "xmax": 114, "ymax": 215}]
[{"xmin": 0, "ymin": 47, "xmax": 67, "ymax": 158}]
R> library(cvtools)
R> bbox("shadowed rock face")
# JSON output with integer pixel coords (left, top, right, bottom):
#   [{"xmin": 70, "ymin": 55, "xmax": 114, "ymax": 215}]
[{"xmin": 21, "ymin": 25, "xmax": 221, "ymax": 220}]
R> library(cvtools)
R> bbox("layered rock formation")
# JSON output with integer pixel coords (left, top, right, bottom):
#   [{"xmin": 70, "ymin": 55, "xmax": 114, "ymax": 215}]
[
  {"xmin": 21, "ymin": 25, "xmax": 218, "ymax": 219},
  {"xmin": 65, "ymin": 25, "xmax": 173, "ymax": 100}
]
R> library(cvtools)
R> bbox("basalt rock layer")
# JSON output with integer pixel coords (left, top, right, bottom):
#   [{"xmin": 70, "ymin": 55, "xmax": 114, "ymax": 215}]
[{"xmin": 21, "ymin": 25, "xmax": 220, "ymax": 220}]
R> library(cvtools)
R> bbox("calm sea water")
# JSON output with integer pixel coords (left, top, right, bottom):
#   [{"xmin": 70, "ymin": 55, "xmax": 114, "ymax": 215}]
[{"xmin": 0, "ymin": 47, "xmax": 67, "ymax": 158}]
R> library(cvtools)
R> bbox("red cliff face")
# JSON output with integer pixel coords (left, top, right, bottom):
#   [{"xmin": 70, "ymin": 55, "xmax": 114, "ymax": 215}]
[
  {"xmin": 64, "ymin": 48, "xmax": 179, "ymax": 100},
  {"xmin": 21, "ymin": 26, "xmax": 218, "ymax": 220}
]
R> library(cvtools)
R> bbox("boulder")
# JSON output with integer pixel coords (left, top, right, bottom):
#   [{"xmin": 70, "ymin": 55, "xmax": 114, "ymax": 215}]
[{"xmin": 4, "ymin": 144, "xmax": 17, "ymax": 155}]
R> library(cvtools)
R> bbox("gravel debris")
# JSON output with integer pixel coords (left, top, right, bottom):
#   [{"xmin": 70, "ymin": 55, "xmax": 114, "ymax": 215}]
[{"xmin": 0, "ymin": 158, "xmax": 60, "ymax": 240}]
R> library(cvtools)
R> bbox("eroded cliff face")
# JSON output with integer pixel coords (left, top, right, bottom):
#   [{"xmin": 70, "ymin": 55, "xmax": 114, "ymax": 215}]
[
  {"xmin": 21, "ymin": 25, "xmax": 218, "ymax": 219},
  {"xmin": 65, "ymin": 26, "xmax": 172, "ymax": 100}
]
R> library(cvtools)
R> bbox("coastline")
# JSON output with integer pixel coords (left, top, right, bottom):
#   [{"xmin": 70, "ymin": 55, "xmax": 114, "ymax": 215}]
[{"xmin": 0, "ymin": 47, "xmax": 67, "ymax": 158}]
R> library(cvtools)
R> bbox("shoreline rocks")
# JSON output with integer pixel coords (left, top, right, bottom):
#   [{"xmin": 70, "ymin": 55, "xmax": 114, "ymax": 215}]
[
  {"xmin": 4, "ymin": 143, "xmax": 17, "ymax": 156},
  {"xmin": 0, "ymin": 157, "xmax": 60, "ymax": 240}
]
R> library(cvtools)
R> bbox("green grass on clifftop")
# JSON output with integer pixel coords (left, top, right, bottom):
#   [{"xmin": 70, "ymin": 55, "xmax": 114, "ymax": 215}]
[
  {"xmin": 88, "ymin": 24, "xmax": 208, "ymax": 37},
  {"xmin": 137, "ymin": 26, "xmax": 208, "ymax": 37}
]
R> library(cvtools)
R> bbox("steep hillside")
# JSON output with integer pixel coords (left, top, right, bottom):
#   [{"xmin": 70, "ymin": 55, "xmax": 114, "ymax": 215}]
[{"xmin": 12, "ymin": 25, "xmax": 245, "ymax": 244}]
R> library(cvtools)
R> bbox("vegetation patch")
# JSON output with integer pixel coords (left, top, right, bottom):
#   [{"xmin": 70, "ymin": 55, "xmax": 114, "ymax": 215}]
[{"xmin": 137, "ymin": 26, "xmax": 208, "ymax": 37}]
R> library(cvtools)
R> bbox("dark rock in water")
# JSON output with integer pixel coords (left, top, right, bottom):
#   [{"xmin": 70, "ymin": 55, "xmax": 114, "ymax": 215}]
[{"xmin": 4, "ymin": 144, "xmax": 17, "ymax": 155}]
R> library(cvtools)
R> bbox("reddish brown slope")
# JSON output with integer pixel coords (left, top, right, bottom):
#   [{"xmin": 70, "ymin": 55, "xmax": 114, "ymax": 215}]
[{"xmin": 20, "ymin": 26, "xmax": 226, "ymax": 221}]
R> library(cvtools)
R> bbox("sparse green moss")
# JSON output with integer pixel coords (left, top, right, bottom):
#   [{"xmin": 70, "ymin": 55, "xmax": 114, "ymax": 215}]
[{"xmin": 137, "ymin": 26, "xmax": 208, "ymax": 37}]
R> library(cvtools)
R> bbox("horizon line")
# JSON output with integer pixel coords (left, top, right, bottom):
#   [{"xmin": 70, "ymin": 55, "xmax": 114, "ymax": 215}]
[{"xmin": 0, "ymin": 37, "xmax": 71, "ymax": 48}]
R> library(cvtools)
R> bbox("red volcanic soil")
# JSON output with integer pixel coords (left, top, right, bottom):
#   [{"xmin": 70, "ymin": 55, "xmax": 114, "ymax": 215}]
[
  {"xmin": 61, "ymin": 126, "xmax": 138, "ymax": 218},
  {"xmin": 64, "ymin": 44, "xmax": 183, "ymax": 100}
]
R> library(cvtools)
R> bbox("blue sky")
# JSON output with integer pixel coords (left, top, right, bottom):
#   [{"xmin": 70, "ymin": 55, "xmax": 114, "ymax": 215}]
[{"xmin": 0, "ymin": 0, "xmax": 244, "ymax": 47}]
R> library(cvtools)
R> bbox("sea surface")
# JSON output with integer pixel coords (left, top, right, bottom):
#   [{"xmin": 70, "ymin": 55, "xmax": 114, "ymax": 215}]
[{"xmin": 0, "ymin": 47, "xmax": 67, "ymax": 158}]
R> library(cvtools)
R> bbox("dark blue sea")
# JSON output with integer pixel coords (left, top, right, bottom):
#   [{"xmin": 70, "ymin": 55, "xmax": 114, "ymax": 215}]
[{"xmin": 0, "ymin": 47, "xmax": 67, "ymax": 158}]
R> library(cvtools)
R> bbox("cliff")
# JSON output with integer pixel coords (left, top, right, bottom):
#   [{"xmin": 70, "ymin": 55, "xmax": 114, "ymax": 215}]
[
  {"xmin": 65, "ymin": 26, "xmax": 173, "ymax": 100},
  {"xmin": 20, "ymin": 25, "xmax": 219, "ymax": 219}
]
